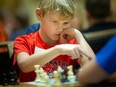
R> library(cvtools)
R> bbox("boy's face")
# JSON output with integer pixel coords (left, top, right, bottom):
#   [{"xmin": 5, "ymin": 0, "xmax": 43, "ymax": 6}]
[{"xmin": 39, "ymin": 11, "xmax": 72, "ymax": 41}]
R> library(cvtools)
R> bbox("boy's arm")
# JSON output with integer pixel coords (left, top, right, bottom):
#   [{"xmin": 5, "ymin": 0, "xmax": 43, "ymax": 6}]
[
  {"xmin": 17, "ymin": 43, "xmax": 84, "ymax": 73},
  {"xmin": 74, "ymin": 30, "xmax": 95, "ymax": 65},
  {"xmin": 17, "ymin": 47, "xmax": 60, "ymax": 73},
  {"xmin": 60, "ymin": 29, "xmax": 95, "ymax": 66}
]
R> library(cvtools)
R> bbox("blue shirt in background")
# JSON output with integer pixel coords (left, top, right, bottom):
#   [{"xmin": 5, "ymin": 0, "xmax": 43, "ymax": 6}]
[{"xmin": 96, "ymin": 35, "xmax": 116, "ymax": 74}]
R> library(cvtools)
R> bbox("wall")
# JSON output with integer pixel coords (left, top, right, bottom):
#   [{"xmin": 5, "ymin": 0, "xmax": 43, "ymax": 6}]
[{"xmin": 0, "ymin": 0, "xmax": 116, "ymax": 27}]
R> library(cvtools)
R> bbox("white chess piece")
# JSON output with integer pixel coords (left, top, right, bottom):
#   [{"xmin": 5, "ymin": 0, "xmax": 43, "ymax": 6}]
[
  {"xmin": 57, "ymin": 66, "xmax": 63, "ymax": 73},
  {"xmin": 57, "ymin": 66, "xmax": 65, "ymax": 80},
  {"xmin": 34, "ymin": 65, "xmax": 41, "ymax": 82},
  {"xmin": 43, "ymin": 72, "xmax": 49, "ymax": 84},
  {"xmin": 53, "ymin": 70, "xmax": 61, "ymax": 86},
  {"xmin": 67, "ymin": 65, "xmax": 76, "ymax": 82},
  {"xmin": 39, "ymin": 67, "xmax": 46, "ymax": 83}
]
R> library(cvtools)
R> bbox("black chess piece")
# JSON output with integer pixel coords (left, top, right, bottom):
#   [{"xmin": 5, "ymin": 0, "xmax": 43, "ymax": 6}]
[
  {"xmin": 2, "ymin": 69, "xmax": 19, "ymax": 86},
  {"xmin": 2, "ymin": 73, "xmax": 9, "ymax": 86},
  {"xmin": 8, "ymin": 70, "xmax": 19, "ymax": 85},
  {"xmin": 60, "ymin": 69, "xmax": 68, "ymax": 83}
]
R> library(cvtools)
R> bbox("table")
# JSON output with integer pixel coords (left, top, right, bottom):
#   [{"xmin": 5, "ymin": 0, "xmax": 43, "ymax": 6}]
[{"xmin": 1, "ymin": 81, "xmax": 116, "ymax": 87}]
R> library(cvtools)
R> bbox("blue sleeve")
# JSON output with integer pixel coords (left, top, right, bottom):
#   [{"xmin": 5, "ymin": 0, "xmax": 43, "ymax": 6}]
[{"xmin": 96, "ymin": 35, "xmax": 116, "ymax": 74}]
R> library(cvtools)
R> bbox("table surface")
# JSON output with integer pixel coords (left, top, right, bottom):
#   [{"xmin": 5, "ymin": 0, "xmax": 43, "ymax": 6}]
[{"xmin": 1, "ymin": 81, "xmax": 116, "ymax": 87}]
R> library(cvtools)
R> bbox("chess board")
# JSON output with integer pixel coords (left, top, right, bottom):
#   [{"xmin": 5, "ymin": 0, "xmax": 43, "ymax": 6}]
[
  {"xmin": 26, "ymin": 81, "xmax": 78, "ymax": 86},
  {"xmin": 34, "ymin": 65, "xmax": 77, "ymax": 86}
]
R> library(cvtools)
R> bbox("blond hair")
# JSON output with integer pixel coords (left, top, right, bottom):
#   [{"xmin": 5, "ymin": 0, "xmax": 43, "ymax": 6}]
[{"xmin": 38, "ymin": 0, "xmax": 77, "ymax": 19}]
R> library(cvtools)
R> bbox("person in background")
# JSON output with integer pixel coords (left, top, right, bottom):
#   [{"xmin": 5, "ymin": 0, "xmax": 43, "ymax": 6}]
[
  {"xmin": 13, "ymin": 0, "xmax": 95, "ymax": 82},
  {"xmin": 81, "ymin": 0, "xmax": 116, "ymax": 53},
  {"xmin": 0, "ymin": 11, "xmax": 9, "ymax": 52},
  {"xmin": 10, "ymin": 23, "xmax": 40, "ymax": 41},
  {"xmin": 0, "ymin": 12, "xmax": 9, "ymax": 42},
  {"xmin": 78, "ymin": 35, "xmax": 116, "ymax": 84},
  {"xmin": 10, "ymin": 14, "xmax": 30, "ymax": 41}
]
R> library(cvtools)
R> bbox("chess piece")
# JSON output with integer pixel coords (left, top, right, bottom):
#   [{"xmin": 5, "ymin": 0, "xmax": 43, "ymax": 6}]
[
  {"xmin": 67, "ymin": 65, "xmax": 76, "ymax": 82},
  {"xmin": 43, "ymin": 72, "xmax": 49, "ymax": 84},
  {"xmin": 60, "ymin": 69, "xmax": 68, "ymax": 83},
  {"xmin": 57, "ymin": 66, "xmax": 63, "ymax": 73},
  {"xmin": 57, "ymin": 66, "xmax": 67, "ymax": 83},
  {"xmin": 53, "ymin": 71, "xmax": 62, "ymax": 86},
  {"xmin": 2, "ymin": 73, "xmax": 9, "ymax": 86},
  {"xmin": 34, "ymin": 65, "xmax": 41, "ymax": 82},
  {"xmin": 39, "ymin": 67, "xmax": 45, "ymax": 83},
  {"xmin": 9, "ymin": 70, "xmax": 19, "ymax": 85}
]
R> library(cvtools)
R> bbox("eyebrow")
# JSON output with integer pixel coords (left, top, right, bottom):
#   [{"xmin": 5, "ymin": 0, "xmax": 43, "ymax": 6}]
[{"xmin": 50, "ymin": 16, "xmax": 72, "ymax": 22}]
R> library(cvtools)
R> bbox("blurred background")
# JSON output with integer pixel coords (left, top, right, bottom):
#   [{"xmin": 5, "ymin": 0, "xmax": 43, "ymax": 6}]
[
  {"xmin": 0, "ymin": 0, "xmax": 116, "ymax": 42},
  {"xmin": 0, "ymin": 0, "xmax": 116, "ymax": 84}
]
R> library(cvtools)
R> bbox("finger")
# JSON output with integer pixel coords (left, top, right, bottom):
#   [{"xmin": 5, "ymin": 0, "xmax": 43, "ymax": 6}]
[
  {"xmin": 60, "ymin": 33, "xmax": 67, "ymax": 44},
  {"xmin": 59, "ymin": 38, "xmax": 67, "ymax": 44},
  {"xmin": 78, "ymin": 46, "xmax": 92, "ymax": 60},
  {"xmin": 69, "ymin": 51, "xmax": 77, "ymax": 59},
  {"xmin": 74, "ymin": 48, "xmax": 80, "ymax": 58},
  {"xmin": 71, "ymin": 56, "xmax": 77, "ymax": 60}
]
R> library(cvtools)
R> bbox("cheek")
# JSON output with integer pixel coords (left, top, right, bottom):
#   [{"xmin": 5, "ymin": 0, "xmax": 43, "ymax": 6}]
[
  {"xmin": 41, "ymin": 19, "xmax": 57, "ymax": 33},
  {"xmin": 47, "ymin": 22, "xmax": 57, "ymax": 31},
  {"xmin": 41, "ymin": 20, "xmax": 50, "ymax": 29},
  {"xmin": 63, "ymin": 24, "xmax": 71, "ymax": 29},
  {"xmin": 43, "ymin": 23, "xmax": 55, "ymax": 34}
]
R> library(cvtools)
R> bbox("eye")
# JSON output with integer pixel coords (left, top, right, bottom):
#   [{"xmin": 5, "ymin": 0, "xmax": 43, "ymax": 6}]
[
  {"xmin": 50, "ymin": 20, "xmax": 57, "ymax": 23},
  {"xmin": 64, "ymin": 22, "xmax": 70, "ymax": 25},
  {"xmin": 52, "ymin": 20, "xmax": 57, "ymax": 23}
]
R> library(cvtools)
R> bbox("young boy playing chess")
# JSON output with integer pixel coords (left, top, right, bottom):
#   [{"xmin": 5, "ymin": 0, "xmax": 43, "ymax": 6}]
[{"xmin": 13, "ymin": 0, "xmax": 95, "ymax": 82}]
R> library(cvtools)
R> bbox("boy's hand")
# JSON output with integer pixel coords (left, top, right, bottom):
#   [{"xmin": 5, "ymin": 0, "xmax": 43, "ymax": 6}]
[
  {"xmin": 55, "ymin": 44, "xmax": 86, "ymax": 59},
  {"xmin": 60, "ymin": 28, "xmax": 77, "ymax": 44}
]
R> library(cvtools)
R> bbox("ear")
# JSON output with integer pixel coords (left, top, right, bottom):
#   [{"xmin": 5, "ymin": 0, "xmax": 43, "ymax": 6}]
[{"xmin": 36, "ymin": 8, "xmax": 41, "ymax": 20}]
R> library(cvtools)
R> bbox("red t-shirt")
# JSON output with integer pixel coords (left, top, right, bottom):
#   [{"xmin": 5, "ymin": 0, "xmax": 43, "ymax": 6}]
[{"xmin": 14, "ymin": 30, "xmax": 79, "ymax": 82}]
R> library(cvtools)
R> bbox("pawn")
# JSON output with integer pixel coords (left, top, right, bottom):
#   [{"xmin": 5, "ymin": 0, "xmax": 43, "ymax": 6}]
[
  {"xmin": 53, "ymin": 71, "xmax": 62, "ymax": 86},
  {"xmin": 43, "ymin": 72, "xmax": 49, "ymax": 84},
  {"xmin": 39, "ymin": 67, "xmax": 45, "ymax": 83},
  {"xmin": 57, "ymin": 66, "xmax": 67, "ymax": 83},
  {"xmin": 67, "ymin": 65, "xmax": 76, "ymax": 82},
  {"xmin": 34, "ymin": 65, "xmax": 41, "ymax": 82},
  {"xmin": 57, "ymin": 66, "xmax": 63, "ymax": 73}
]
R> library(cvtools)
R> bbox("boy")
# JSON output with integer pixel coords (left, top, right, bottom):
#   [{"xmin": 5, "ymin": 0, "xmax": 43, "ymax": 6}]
[{"xmin": 13, "ymin": 0, "xmax": 95, "ymax": 82}]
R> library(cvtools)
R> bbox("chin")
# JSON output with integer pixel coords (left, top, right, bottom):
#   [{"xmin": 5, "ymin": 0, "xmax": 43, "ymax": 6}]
[{"xmin": 52, "ymin": 38, "xmax": 59, "ymax": 41}]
